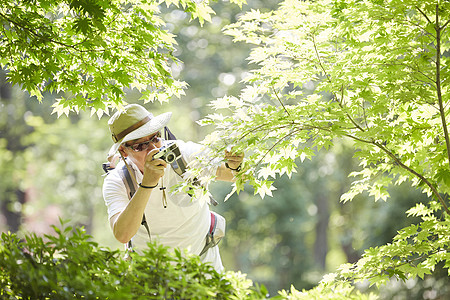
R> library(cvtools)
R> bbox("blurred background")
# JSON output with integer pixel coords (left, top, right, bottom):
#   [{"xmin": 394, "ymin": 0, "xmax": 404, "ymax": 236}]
[{"xmin": 0, "ymin": 0, "xmax": 448, "ymax": 299}]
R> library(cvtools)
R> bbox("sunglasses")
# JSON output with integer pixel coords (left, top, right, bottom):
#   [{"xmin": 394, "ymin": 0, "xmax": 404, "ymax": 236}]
[{"xmin": 125, "ymin": 132, "xmax": 161, "ymax": 152}]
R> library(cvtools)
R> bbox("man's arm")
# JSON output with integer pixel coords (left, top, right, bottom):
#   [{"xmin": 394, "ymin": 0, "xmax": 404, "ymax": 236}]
[
  {"xmin": 111, "ymin": 149, "xmax": 166, "ymax": 243},
  {"xmin": 110, "ymin": 186, "xmax": 155, "ymax": 243}
]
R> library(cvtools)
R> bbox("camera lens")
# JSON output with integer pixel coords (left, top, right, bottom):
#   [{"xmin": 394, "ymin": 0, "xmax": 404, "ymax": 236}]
[{"xmin": 166, "ymin": 153, "xmax": 176, "ymax": 163}]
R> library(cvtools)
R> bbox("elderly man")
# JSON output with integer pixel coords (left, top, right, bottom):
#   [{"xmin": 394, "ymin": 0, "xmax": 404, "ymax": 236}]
[{"xmin": 102, "ymin": 104, "xmax": 243, "ymax": 272}]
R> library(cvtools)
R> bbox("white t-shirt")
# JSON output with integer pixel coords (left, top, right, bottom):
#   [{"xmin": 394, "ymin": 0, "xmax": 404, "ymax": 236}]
[{"xmin": 103, "ymin": 140, "xmax": 223, "ymax": 272}]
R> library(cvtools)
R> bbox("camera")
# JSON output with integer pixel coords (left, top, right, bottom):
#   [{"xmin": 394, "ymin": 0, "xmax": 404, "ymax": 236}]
[{"xmin": 153, "ymin": 141, "xmax": 181, "ymax": 164}]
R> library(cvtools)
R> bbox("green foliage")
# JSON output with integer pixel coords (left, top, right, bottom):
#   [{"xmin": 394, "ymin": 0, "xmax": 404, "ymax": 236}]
[
  {"xmin": 268, "ymin": 202, "xmax": 450, "ymax": 299},
  {"xmin": 0, "ymin": 221, "xmax": 266, "ymax": 299},
  {"xmin": 202, "ymin": 0, "xmax": 450, "ymax": 206},
  {"xmin": 0, "ymin": 0, "xmax": 244, "ymax": 115},
  {"xmin": 3, "ymin": 0, "xmax": 450, "ymax": 297},
  {"xmin": 275, "ymin": 281, "xmax": 378, "ymax": 300},
  {"xmin": 337, "ymin": 204, "xmax": 450, "ymax": 285},
  {"xmin": 196, "ymin": 0, "xmax": 450, "ymax": 295}
]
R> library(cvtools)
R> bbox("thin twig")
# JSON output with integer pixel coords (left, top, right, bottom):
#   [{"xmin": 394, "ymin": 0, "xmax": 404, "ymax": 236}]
[
  {"xmin": 441, "ymin": 19, "xmax": 450, "ymax": 30},
  {"xmin": 311, "ymin": 33, "xmax": 365, "ymax": 133},
  {"xmin": 415, "ymin": 5, "xmax": 433, "ymax": 25},
  {"xmin": 254, "ymin": 126, "xmax": 307, "ymax": 168},
  {"xmin": 271, "ymin": 85, "xmax": 291, "ymax": 116}
]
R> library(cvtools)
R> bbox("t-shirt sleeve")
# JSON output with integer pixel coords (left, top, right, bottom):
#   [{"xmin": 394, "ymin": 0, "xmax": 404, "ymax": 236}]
[{"xmin": 102, "ymin": 170, "xmax": 129, "ymax": 220}]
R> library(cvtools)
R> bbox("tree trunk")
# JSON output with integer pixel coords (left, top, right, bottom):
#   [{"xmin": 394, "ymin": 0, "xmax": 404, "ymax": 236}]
[
  {"xmin": 313, "ymin": 193, "xmax": 329, "ymax": 269},
  {"xmin": 1, "ymin": 190, "xmax": 25, "ymax": 232}
]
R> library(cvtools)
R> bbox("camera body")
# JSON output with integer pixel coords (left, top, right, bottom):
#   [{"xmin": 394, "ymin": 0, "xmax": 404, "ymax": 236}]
[{"xmin": 153, "ymin": 141, "xmax": 181, "ymax": 164}]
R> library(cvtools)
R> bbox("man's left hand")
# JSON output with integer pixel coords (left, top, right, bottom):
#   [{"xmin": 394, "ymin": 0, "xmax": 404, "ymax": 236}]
[{"xmin": 224, "ymin": 150, "xmax": 244, "ymax": 170}]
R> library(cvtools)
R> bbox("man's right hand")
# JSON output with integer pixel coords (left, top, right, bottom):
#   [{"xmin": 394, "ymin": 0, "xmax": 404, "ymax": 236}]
[{"xmin": 142, "ymin": 148, "xmax": 167, "ymax": 187}]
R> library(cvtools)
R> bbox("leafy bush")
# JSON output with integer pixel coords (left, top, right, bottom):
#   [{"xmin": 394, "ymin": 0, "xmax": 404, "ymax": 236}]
[{"xmin": 0, "ymin": 222, "xmax": 266, "ymax": 299}]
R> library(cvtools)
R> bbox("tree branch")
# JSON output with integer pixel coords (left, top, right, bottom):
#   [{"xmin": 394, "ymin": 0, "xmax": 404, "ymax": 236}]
[
  {"xmin": 339, "ymin": 130, "xmax": 450, "ymax": 214},
  {"xmin": 374, "ymin": 141, "xmax": 450, "ymax": 215},
  {"xmin": 434, "ymin": 5, "xmax": 450, "ymax": 173},
  {"xmin": 302, "ymin": 118, "xmax": 450, "ymax": 213}
]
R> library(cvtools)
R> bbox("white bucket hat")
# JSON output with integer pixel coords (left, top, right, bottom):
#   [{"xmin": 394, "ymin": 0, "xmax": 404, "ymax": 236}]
[{"xmin": 107, "ymin": 104, "xmax": 172, "ymax": 159}]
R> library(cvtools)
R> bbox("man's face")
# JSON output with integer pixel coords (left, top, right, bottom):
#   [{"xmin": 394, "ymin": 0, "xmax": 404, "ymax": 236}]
[{"xmin": 120, "ymin": 131, "xmax": 162, "ymax": 172}]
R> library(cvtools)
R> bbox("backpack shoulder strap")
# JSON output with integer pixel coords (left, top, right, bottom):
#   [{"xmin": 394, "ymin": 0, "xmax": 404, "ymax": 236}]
[
  {"xmin": 164, "ymin": 126, "xmax": 177, "ymax": 140},
  {"xmin": 119, "ymin": 163, "xmax": 137, "ymax": 200}
]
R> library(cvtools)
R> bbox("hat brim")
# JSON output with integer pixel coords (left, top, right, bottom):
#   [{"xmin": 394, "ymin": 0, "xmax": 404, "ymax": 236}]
[{"xmin": 107, "ymin": 112, "xmax": 172, "ymax": 158}]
